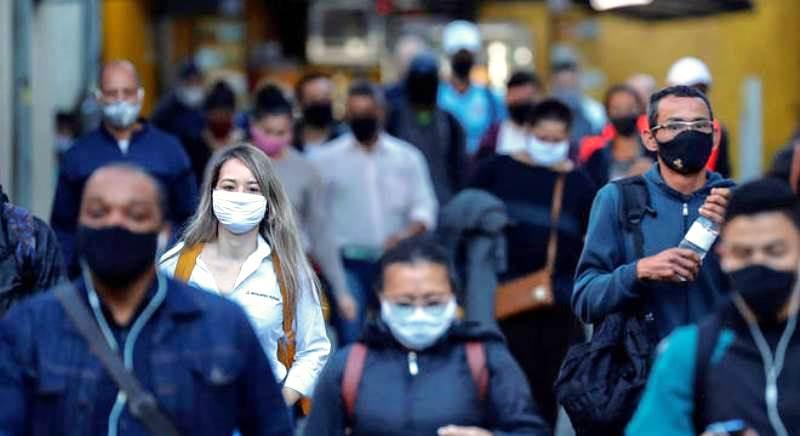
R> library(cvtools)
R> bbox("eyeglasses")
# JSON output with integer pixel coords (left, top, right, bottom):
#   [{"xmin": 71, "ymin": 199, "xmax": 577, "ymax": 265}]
[{"xmin": 651, "ymin": 120, "xmax": 714, "ymax": 137}]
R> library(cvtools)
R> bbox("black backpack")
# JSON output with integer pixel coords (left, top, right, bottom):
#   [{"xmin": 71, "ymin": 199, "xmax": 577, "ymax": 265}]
[{"xmin": 554, "ymin": 176, "xmax": 658, "ymax": 435}]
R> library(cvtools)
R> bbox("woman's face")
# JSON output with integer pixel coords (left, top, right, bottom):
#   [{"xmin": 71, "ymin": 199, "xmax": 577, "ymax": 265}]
[
  {"xmin": 215, "ymin": 158, "xmax": 263, "ymax": 195},
  {"xmin": 380, "ymin": 261, "xmax": 453, "ymax": 308},
  {"xmin": 252, "ymin": 114, "xmax": 293, "ymax": 146}
]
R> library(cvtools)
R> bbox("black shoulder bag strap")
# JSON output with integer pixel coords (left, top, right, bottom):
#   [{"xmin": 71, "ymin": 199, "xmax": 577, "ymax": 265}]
[
  {"xmin": 614, "ymin": 175, "xmax": 656, "ymax": 259},
  {"xmin": 692, "ymin": 313, "xmax": 724, "ymax": 432},
  {"xmin": 53, "ymin": 284, "xmax": 181, "ymax": 436}
]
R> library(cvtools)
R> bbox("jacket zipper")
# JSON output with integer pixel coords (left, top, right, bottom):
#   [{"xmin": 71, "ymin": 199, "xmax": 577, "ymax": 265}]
[
  {"xmin": 682, "ymin": 202, "xmax": 689, "ymax": 217},
  {"xmin": 408, "ymin": 351, "xmax": 418, "ymax": 375}
]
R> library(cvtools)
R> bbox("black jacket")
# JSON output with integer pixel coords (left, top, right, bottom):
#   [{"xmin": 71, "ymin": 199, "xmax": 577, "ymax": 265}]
[
  {"xmin": 304, "ymin": 319, "xmax": 549, "ymax": 436},
  {"xmin": 0, "ymin": 188, "xmax": 66, "ymax": 315}
]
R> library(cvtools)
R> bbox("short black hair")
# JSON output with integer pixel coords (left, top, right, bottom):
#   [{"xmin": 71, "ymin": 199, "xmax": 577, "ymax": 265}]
[
  {"xmin": 604, "ymin": 84, "xmax": 644, "ymax": 113},
  {"xmin": 294, "ymin": 72, "xmax": 330, "ymax": 103},
  {"xmin": 252, "ymin": 84, "xmax": 293, "ymax": 121},
  {"xmin": 348, "ymin": 80, "xmax": 384, "ymax": 107},
  {"xmin": 525, "ymin": 98, "xmax": 573, "ymax": 129},
  {"xmin": 724, "ymin": 177, "xmax": 800, "ymax": 230},
  {"xmin": 507, "ymin": 70, "xmax": 541, "ymax": 90},
  {"xmin": 648, "ymin": 85, "xmax": 713, "ymax": 130},
  {"xmin": 551, "ymin": 60, "xmax": 578, "ymax": 74},
  {"xmin": 375, "ymin": 235, "xmax": 459, "ymax": 294},
  {"xmin": 204, "ymin": 81, "xmax": 236, "ymax": 112}
]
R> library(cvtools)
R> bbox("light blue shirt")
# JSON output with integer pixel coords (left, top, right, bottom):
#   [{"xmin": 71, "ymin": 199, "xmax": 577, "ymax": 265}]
[{"xmin": 438, "ymin": 83, "xmax": 505, "ymax": 155}]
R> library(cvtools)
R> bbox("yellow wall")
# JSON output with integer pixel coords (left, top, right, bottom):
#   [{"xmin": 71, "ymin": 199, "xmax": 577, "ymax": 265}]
[
  {"xmin": 102, "ymin": 0, "xmax": 157, "ymax": 115},
  {"xmin": 481, "ymin": 0, "xmax": 800, "ymax": 176},
  {"xmin": 481, "ymin": 2, "xmax": 553, "ymax": 82}
]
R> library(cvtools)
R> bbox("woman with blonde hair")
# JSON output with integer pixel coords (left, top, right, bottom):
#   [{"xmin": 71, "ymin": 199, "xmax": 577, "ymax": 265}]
[{"xmin": 160, "ymin": 143, "xmax": 330, "ymax": 407}]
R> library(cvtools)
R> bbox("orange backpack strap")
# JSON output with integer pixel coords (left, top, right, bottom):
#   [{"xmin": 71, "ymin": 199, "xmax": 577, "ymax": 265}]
[
  {"xmin": 175, "ymin": 243, "xmax": 204, "ymax": 283},
  {"xmin": 465, "ymin": 341, "xmax": 489, "ymax": 401},
  {"xmin": 273, "ymin": 253, "xmax": 297, "ymax": 369},
  {"xmin": 342, "ymin": 343, "xmax": 368, "ymax": 421}
]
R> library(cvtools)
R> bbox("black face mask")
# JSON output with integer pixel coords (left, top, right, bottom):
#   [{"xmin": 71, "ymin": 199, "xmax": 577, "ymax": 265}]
[
  {"xmin": 77, "ymin": 225, "xmax": 158, "ymax": 288},
  {"xmin": 656, "ymin": 130, "xmax": 713, "ymax": 175},
  {"xmin": 406, "ymin": 71, "xmax": 439, "ymax": 108},
  {"xmin": 611, "ymin": 114, "xmax": 639, "ymax": 137},
  {"xmin": 349, "ymin": 116, "xmax": 379, "ymax": 144},
  {"xmin": 728, "ymin": 265, "xmax": 797, "ymax": 322},
  {"xmin": 450, "ymin": 52, "xmax": 474, "ymax": 80},
  {"xmin": 303, "ymin": 102, "xmax": 334, "ymax": 128},
  {"xmin": 508, "ymin": 102, "xmax": 534, "ymax": 125}
]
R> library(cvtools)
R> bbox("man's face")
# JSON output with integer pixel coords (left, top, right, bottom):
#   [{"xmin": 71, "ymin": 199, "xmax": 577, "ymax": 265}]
[
  {"xmin": 79, "ymin": 168, "xmax": 164, "ymax": 234},
  {"xmin": 252, "ymin": 113, "xmax": 293, "ymax": 145},
  {"xmin": 607, "ymin": 91, "xmax": 642, "ymax": 119},
  {"xmin": 642, "ymin": 95, "xmax": 715, "ymax": 152},
  {"xmin": 718, "ymin": 212, "xmax": 800, "ymax": 274},
  {"xmin": 346, "ymin": 95, "xmax": 380, "ymax": 121},
  {"xmin": 300, "ymin": 77, "xmax": 333, "ymax": 108},
  {"xmin": 506, "ymin": 83, "xmax": 540, "ymax": 107},
  {"xmin": 99, "ymin": 65, "xmax": 142, "ymax": 106},
  {"xmin": 528, "ymin": 119, "xmax": 569, "ymax": 143}
]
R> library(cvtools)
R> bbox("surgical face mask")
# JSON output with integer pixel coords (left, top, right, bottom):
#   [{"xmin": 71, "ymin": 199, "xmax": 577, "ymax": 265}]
[
  {"xmin": 177, "ymin": 85, "xmax": 205, "ymax": 109},
  {"xmin": 729, "ymin": 265, "xmax": 797, "ymax": 322},
  {"xmin": 450, "ymin": 52, "xmax": 474, "ymax": 80},
  {"xmin": 102, "ymin": 99, "xmax": 142, "ymax": 129},
  {"xmin": 656, "ymin": 130, "xmax": 713, "ymax": 175},
  {"xmin": 76, "ymin": 224, "xmax": 158, "ymax": 288},
  {"xmin": 250, "ymin": 125, "xmax": 288, "ymax": 158},
  {"xmin": 527, "ymin": 136, "xmax": 570, "ymax": 167},
  {"xmin": 212, "ymin": 190, "xmax": 267, "ymax": 234},
  {"xmin": 381, "ymin": 298, "xmax": 457, "ymax": 350},
  {"xmin": 208, "ymin": 117, "xmax": 234, "ymax": 140},
  {"xmin": 406, "ymin": 70, "xmax": 439, "ymax": 108}
]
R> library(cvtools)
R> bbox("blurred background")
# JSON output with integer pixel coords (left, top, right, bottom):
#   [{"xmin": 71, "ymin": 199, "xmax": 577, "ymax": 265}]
[{"xmin": 2, "ymin": 0, "xmax": 799, "ymax": 219}]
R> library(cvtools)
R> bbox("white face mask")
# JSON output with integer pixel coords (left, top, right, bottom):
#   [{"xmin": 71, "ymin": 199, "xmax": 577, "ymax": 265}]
[
  {"xmin": 380, "ymin": 298, "xmax": 457, "ymax": 351},
  {"xmin": 527, "ymin": 136, "xmax": 569, "ymax": 167},
  {"xmin": 177, "ymin": 86, "xmax": 205, "ymax": 109},
  {"xmin": 102, "ymin": 99, "xmax": 142, "ymax": 128},
  {"xmin": 212, "ymin": 190, "xmax": 267, "ymax": 234}
]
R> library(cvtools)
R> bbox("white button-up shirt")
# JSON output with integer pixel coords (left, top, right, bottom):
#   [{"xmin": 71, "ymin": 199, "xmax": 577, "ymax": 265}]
[
  {"xmin": 159, "ymin": 236, "xmax": 330, "ymax": 396},
  {"xmin": 310, "ymin": 132, "xmax": 438, "ymax": 250},
  {"xmin": 496, "ymin": 121, "xmax": 529, "ymax": 155}
]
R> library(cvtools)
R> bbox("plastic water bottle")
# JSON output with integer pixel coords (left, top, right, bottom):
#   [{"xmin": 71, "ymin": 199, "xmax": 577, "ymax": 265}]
[{"xmin": 678, "ymin": 216, "xmax": 719, "ymax": 260}]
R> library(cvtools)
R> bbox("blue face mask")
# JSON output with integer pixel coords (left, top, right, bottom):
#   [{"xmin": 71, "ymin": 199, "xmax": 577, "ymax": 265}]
[
  {"xmin": 381, "ymin": 299, "xmax": 457, "ymax": 350},
  {"xmin": 102, "ymin": 100, "xmax": 141, "ymax": 128}
]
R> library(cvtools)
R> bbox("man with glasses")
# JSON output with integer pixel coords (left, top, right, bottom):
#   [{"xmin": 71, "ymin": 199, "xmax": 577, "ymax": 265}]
[
  {"xmin": 51, "ymin": 60, "xmax": 198, "ymax": 278},
  {"xmin": 573, "ymin": 85, "xmax": 735, "ymax": 345}
]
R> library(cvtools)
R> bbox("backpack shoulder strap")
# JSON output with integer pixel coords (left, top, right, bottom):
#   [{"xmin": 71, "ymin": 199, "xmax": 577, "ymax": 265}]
[
  {"xmin": 612, "ymin": 175, "xmax": 655, "ymax": 259},
  {"xmin": 465, "ymin": 341, "xmax": 489, "ymax": 401},
  {"xmin": 174, "ymin": 243, "xmax": 204, "ymax": 283},
  {"xmin": 273, "ymin": 253, "xmax": 297, "ymax": 369},
  {"xmin": 342, "ymin": 343, "xmax": 368, "ymax": 421},
  {"xmin": 692, "ymin": 314, "xmax": 723, "ymax": 432}
]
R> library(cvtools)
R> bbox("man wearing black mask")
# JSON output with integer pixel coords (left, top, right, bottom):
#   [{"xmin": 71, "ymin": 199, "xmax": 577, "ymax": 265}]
[
  {"xmin": 386, "ymin": 53, "xmax": 467, "ymax": 205},
  {"xmin": 438, "ymin": 20, "xmax": 504, "ymax": 158},
  {"xmin": 474, "ymin": 71, "xmax": 544, "ymax": 164},
  {"xmin": 310, "ymin": 81, "xmax": 438, "ymax": 343},
  {"xmin": 629, "ymin": 177, "xmax": 800, "ymax": 436},
  {"xmin": 0, "ymin": 164, "xmax": 293, "ymax": 435},
  {"xmin": 293, "ymin": 72, "xmax": 348, "ymax": 156},
  {"xmin": 581, "ymin": 84, "xmax": 653, "ymax": 187}
]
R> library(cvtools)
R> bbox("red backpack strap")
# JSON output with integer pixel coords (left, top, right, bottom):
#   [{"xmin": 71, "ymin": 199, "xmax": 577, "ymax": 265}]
[
  {"xmin": 465, "ymin": 341, "xmax": 489, "ymax": 401},
  {"xmin": 341, "ymin": 343, "xmax": 368, "ymax": 421}
]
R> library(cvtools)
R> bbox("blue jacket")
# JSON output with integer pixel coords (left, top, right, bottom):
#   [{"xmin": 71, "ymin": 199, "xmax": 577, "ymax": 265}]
[
  {"xmin": 0, "ymin": 276, "xmax": 293, "ymax": 436},
  {"xmin": 303, "ymin": 319, "xmax": 549, "ymax": 436},
  {"xmin": 626, "ymin": 304, "xmax": 800, "ymax": 435},
  {"xmin": 572, "ymin": 164, "xmax": 735, "ymax": 340},
  {"xmin": 51, "ymin": 123, "xmax": 198, "ymax": 276}
]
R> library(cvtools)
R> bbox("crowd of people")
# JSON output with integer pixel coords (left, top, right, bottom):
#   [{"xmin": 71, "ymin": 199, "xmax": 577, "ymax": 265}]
[{"xmin": 0, "ymin": 18, "xmax": 799, "ymax": 436}]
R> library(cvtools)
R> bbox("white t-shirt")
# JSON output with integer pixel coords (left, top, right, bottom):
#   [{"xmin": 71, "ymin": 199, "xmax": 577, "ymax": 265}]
[{"xmin": 159, "ymin": 236, "xmax": 330, "ymax": 396}]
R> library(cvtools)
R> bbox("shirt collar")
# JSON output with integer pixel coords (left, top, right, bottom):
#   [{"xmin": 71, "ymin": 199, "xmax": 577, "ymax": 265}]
[{"xmin": 348, "ymin": 132, "xmax": 388, "ymax": 154}]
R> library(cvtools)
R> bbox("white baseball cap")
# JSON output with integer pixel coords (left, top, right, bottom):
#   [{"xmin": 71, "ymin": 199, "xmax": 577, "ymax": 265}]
[
  {"xmin": 442, "ymin": 20, "xmax": 482, "ymax": 55},
  {"xmin": 666, "ymin": 57, "xmax": 712, "ymax": 86}
]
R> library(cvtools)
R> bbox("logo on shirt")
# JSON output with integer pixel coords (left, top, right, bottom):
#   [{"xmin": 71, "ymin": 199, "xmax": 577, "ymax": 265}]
[{"xmin": 247, "ymin": 291, "xmax": 280, "ymax": 302}]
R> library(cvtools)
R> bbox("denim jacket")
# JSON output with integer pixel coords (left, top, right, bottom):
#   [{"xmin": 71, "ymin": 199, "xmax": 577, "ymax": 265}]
[{"xmin": 0, "ymin": 276, "xmax": 293, "ymax": 436}]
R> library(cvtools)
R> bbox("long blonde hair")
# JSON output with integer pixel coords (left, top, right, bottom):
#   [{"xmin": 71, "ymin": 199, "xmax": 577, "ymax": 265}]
[{"xmin": 177, "ymin": 143, "xmax": 320, "ymax": 302}]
